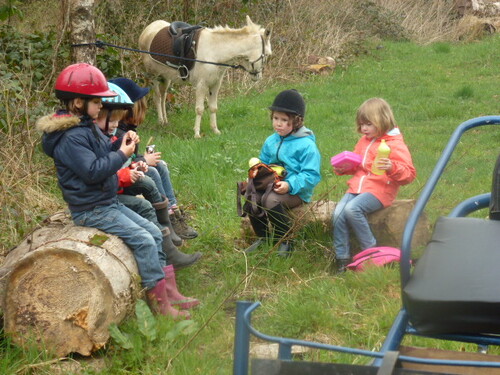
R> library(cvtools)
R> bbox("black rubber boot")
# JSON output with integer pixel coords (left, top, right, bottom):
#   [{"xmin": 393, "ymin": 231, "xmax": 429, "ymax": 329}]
[
  {"xmin": 336, "ymin": 258, "xmax": 351, "ymax": 274},
  {"xmin": 153, "ymin": 198, "xmax": 183, "ymax": 246},
  {"xmin": 244, "ymin": 215, "xmax": 270, "ymax": 253},
  {"xmin": 268, "ymin": 204, "xmax": 295, "ymax": 257},
  {"xmin": 161, "ymin": 228, "xmax": 202, "ymax": 270},
  {"xmin": 277, "ymin": 241, "xmax": 293, "ymax": 257}
]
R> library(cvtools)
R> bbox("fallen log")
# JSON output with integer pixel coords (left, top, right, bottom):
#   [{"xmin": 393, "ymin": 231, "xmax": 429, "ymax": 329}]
[
  {"xmin": 0, "ymin": 212, "xmax": 141, "ymax": 357},
  {"xmin": 241, "ymin": 199, "xmax": 431, "ymax": 251}
]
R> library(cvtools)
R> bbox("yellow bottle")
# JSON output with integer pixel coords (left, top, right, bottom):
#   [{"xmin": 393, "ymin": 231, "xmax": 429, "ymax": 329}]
[{"xmin": 371, "ymin": 139, "xmax": 391, "ymax": 175}]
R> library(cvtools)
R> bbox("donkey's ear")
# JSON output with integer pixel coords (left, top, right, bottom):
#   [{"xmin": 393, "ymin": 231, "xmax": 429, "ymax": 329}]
[
  {"xmin": 264, "ymin": 23, "xmax": 273, "ymax": 39},
  {"xmin": 246, "ymin": 15, "xmax": 254, "ymax": 26}
]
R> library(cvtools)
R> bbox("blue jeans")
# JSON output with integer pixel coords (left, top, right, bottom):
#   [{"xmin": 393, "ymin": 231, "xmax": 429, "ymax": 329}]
[
  {"xmin": 332, "ymin": 192, "xmax": 383, "ymax": 260},
  {"xmin": 71, "ymin": 202, "xmax": 166, "ymax": 289},
  {"xmin": 122, "ymin": 175, "xmax": 163, "ymax": 204},
  {"xmin": 146, "ymin": 160, "xmax": 177, "ymax": 208},
  {"xmin": 146, "ymin": 161, "xmax": 177, "ymax": 208}
]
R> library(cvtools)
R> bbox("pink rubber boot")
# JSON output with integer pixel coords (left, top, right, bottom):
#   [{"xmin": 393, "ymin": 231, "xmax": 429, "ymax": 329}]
[
  {"xmin": 163, "ymin": 265, "xmax": 200, "ymax": 309},
  {"xmin": 146, "ymin": 279, "xmax": 191, "ymax": 319}
]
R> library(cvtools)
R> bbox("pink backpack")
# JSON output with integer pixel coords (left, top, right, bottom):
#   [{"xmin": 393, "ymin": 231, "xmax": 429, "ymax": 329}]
[{"xmin": 346, "ymin": 247, "xmax": 401, "ymax": 271}]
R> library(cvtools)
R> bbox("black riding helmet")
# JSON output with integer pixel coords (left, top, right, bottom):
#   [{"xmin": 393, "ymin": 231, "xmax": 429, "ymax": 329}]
[{"xmin": 268, "ymin": 89, "xmax": 306, "ymax": 118}]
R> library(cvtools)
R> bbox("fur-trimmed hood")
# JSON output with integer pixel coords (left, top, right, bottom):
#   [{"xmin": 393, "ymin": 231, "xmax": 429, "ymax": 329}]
[
  {"xmin": 36, "ymin": 111, "xmax": 81, "ymax": 134},
  {"xmin": 37, "ymin": 111, "xmax": 94, "ymax": 158}
]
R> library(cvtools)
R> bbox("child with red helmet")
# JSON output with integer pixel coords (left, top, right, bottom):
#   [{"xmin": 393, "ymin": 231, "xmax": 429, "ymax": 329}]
[{"xmin": 36, "ymin": 63, "xmax": 190, "ymax": 318}]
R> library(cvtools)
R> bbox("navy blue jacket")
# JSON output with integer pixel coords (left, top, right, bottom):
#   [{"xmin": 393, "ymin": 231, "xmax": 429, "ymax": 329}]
[{"xmin": 36, "ymin": 111, "xmax": 128, "ymax": 212}]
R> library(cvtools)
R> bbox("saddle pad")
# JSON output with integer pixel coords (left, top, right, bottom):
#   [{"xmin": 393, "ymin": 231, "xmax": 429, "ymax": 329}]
[
  {"xmin": 149, "ymin": 26, "xmax": 200, "ymax": 70},
  {"xmin": 403, "ymin": 216, "xmax": 500, "ymax": 334}
]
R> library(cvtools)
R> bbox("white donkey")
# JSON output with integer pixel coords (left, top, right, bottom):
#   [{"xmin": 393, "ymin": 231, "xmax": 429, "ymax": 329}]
[{"xmin": 139, "ymin": 16, "xmax": 272, "ymax": 138}]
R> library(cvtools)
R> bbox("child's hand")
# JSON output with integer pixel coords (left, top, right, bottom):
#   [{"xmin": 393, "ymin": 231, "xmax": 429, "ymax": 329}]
[
  {"xmin": 376, "ymin": 158, "xmax": 393, "ymax": 173},
  {"xmin": 144, "ymin": 152, "xmax": 161, "ymax": 167},
  {"xmin": 120, "ymin": 134, "xmax": 136, "ymax": 157},
  {"xmin": 126, "ymin": 131, "xmax": 140, "ymax": 145},
  {"xmin": 273, "ymin": 180, "xmax": 290, "ymax": 194},
  {"xmin": 333, "ymin": 166, "xmax": 345, "ymax": 174},
  {"xmin": 130, "ymin": 168, "xmax": 145, "ymax": 183},
  {"xmin": 135, "ymin": 160, "xmax": 149, "ymax": 173}
]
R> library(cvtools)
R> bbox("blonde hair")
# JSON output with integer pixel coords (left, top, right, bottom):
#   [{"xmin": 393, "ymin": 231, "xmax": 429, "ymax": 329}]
[
  {"xmin": 124, "ymin": 97, "xmax": 147, "ymax": 125},
  {"xmin": 356, "ymin": 98, "xmax": 397, "ymax": 137},
  {"xmin": 97, "ymin": 108, "xmax": 127, "ymax": 122}
]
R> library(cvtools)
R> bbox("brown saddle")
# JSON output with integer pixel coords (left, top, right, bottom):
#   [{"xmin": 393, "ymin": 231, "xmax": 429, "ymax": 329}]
[{"xmin": 149, "ymin": 22, "xmax": 202, "ymax": 79}]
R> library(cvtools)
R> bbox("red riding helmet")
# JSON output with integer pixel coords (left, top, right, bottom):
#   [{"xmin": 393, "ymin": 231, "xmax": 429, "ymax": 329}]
[{"xmin": 55, "ymin": 63, "xmax": 117, "ymax": 100}]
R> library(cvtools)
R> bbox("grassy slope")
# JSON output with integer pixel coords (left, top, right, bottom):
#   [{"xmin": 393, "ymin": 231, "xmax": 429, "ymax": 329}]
[
  {"xmin": 2, "ymin": 35, "xmax": 499, "ymax": 374},
  {"xmin": 108, "ymin": 35, "xmax": 499, "ymax": 374}
]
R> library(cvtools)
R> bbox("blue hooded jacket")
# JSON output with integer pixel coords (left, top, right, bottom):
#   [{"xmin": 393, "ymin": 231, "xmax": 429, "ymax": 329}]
[
  {"xmin": 259, "ymin": 126, "xmax": 321, "ymax": 202},
  {"xmin": 36, "ymin": 111, "xmax": 128, "ymax": 212}
]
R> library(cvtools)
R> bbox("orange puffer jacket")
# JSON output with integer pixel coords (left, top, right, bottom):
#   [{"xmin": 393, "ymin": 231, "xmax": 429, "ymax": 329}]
[{"xmin": 337, "ymin": 127, "xmax": 416, "ymax": 207}]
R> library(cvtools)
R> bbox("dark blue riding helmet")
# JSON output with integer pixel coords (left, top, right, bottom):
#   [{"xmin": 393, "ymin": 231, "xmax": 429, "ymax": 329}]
[{"xmin": 108, "ymin": 77, "xmax": 150, "ymax": 103}]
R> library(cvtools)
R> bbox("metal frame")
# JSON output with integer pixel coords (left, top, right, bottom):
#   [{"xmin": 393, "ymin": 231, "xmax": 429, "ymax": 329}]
[{"xmin": 233, "ymin": 116, "xmax": 500, "ymax": 375}]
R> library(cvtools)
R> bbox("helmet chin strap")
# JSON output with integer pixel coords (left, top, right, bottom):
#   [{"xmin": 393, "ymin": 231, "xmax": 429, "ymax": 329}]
[
  {"xmin": 83, "ymin": 99, "xmax": 89, "ymax": 116},
  {"xmin": 105, "ymin": 111, "xmax": 112, "ymax": 134}
]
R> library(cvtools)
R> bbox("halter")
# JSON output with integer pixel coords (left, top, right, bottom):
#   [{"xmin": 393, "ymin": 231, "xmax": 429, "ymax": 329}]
[{"xmin": 238, "ymin": 35, "xmax": 267, "ymax": 77}]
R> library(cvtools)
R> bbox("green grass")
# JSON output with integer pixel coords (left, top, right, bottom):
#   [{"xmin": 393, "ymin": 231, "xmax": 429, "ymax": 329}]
[{"xmin": 2, "ymin": 35, "xmax": 500, "ymax": 373}]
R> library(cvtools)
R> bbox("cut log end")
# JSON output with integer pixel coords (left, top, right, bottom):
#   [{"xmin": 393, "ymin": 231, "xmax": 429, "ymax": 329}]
[
  {"xmin": 4, "ymin": 248, "xmax": 115, "ymax": 356},
  {"xmin": 0, "ymin": 212, "xmax": 141, "ymax": 357}
]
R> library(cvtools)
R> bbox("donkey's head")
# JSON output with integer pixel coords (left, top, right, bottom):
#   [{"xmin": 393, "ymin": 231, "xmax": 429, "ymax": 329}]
[{"xmin": 242, "ymin": 16, "xmax": 273, "ymax": 81}]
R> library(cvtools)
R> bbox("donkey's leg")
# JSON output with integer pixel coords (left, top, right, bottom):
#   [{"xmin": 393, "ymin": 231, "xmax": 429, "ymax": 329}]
[
  {"xmin": 207, "ymin": 78, "xmax": 222, "ymax": 136},
  {"xmin": 194, "ymin": 83, "xmax": 208, "ymax": 138},
  {"xmin": 160, "ymin": 80, "xmax": 172, "ymax": 125},
  {"xmin": 153, "ymin": 79, "xmax": 169, "ymax": 125}
]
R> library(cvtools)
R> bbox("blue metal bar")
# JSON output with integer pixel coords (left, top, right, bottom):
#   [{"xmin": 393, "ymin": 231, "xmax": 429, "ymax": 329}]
[
  {"xmin": 372, "ymin": 309, "xmax": 409, "ymax": 366},
  {"xmin": 235, "ymin": 301, "xmax": 500, "ymax": 371},
  {"xmin": 242, "ymin": 301, "xmax": 384, "ymax": 359},
  {"xmin": 448, "ymin": 193, "xmax": 490, "ymax": 217},
  {"xmin": 278, "ymin": 343, "xmax": 292, "ymax": 360},
  {"xmin": 233, "ymin": 301, "xmax": 253, "ymax": 375},
  {"xmin": 400, "ymin": 116, "xmax": 500, "ymax": 288},
  {"xmin": 407, "ymin": 328, "xmax": 500, "ymax": 347}
]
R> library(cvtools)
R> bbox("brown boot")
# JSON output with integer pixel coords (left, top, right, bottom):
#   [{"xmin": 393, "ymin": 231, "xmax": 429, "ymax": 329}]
[
  {"xmin": 170, "ymin": 207, "xmax": 198, "ymax": 239},
  {"xmin": 163, "ymin": 265, "xmax": 200, "ymax": 309},
  {"xmin": 146, "ymin": 279, "xmax": 191, "ymax": 319}
]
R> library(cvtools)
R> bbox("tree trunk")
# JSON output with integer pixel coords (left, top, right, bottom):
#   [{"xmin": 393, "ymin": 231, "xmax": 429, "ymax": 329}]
[
  {"xmin": 240, "ymin": 199, "xmax": 431, "ymax": 251},
  {"xmin": 63, "ymin": 0, "xmax": 96, "ymax": 64},
  {"xmin": 0, "ymin": 212, "xmax": 141, "ymax": 357}
]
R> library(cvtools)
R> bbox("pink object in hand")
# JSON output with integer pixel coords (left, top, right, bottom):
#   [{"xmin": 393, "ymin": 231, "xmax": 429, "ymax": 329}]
[{"xmin": 330, "ymin": 151, "xmax": 362, "ymax": 171}]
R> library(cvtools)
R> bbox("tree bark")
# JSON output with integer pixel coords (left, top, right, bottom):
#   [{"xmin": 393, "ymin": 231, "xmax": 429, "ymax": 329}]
[
  {"xmin": 0, "ymin": 212, "xmax": 141, "ymax": 357},
  {"xmin": 63, "ymin": 0, "xmax": 97, "ymax": 64}
]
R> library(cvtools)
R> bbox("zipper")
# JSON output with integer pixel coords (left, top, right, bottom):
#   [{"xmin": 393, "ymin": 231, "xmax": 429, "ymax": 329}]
[
  {"xmin": 275, "ymin": 136, "xmax": 285, "ymax": 163},
  {"xmin": 357, "ymin": 138, "xmax": 377, "ymax": 193}
]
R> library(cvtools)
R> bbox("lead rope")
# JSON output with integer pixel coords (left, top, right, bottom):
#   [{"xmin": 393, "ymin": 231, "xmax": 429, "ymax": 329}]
[{"xmin": 72, "ymin": 39, "xmax": 264, "ymax": 74}]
